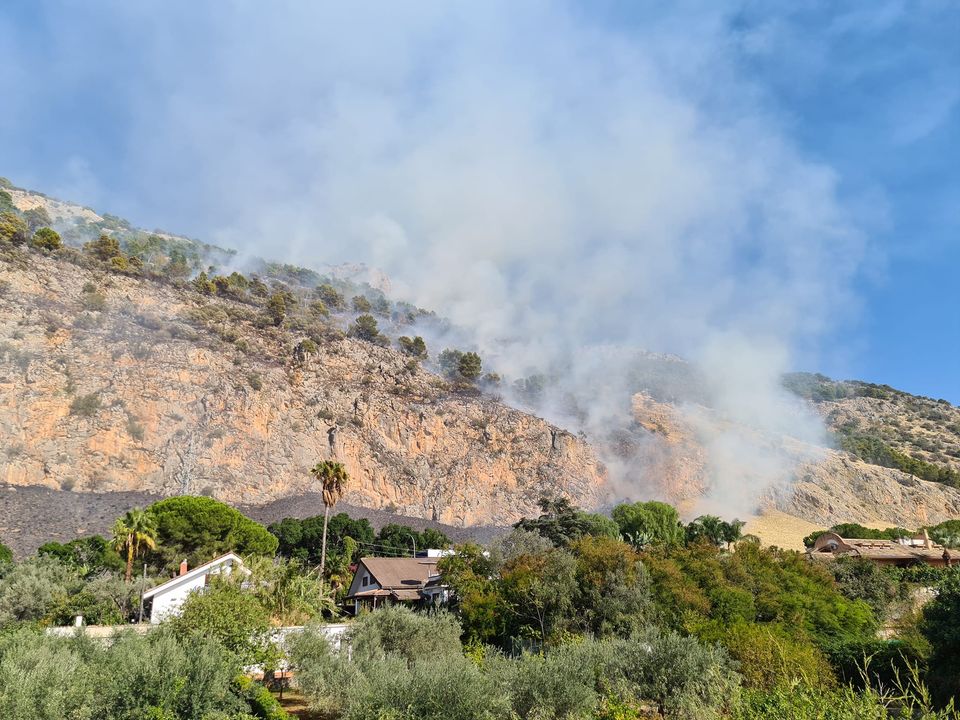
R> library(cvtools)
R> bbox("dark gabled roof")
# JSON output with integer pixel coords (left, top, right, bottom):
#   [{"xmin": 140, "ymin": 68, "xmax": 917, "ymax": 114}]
[{"xmin": 346, "ymin": 556, "xmax": 440, "ymax": 599}]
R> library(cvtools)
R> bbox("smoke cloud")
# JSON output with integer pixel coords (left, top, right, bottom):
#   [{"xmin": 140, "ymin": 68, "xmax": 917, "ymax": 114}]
[{"xmin": 1, "ymin": 2, "xmax": 870, "ymax": 515}]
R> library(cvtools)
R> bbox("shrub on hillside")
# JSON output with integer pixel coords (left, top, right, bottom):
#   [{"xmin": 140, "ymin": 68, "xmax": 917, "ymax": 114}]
[
  {"xmin": 23, "ymin": 206, "xmax": 52, "ymax": 231},
  {"xmin": 0, "ymin": 211, "xmax": 28, "ymax": 245},
  {"xmin": 349, "ymin": 313, "xmax": 387, "ymax": 345},
  {"xmin": 83, "ymin": 233, "xmax": 122, "ymax": 261},
  {"xmin": 69, "ymin": 393, "xmax": 101, "ymax": 417},
  {"xmin": 398, "ymin": 335, "xmax": 427, "ymax": 359},
  {"xmin": 314, "ymin": 283, "xmax": 345, "ymax": 310},
  {"xmin": 29, "ymin": 226, "xmax": 62, "ymax": 251}
]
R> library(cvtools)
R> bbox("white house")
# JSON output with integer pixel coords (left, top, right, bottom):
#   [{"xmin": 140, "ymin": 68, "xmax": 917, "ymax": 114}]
[{"xmin": 142, "ymin": 552, "xmax": 245, "ymax": 623}]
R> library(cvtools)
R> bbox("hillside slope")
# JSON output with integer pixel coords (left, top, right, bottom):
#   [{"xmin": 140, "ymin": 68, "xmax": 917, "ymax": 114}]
[
  {"xmin": 626, "ymin": 392, "xmax": 960, "ymax": 544},
  {"xmin": 0, "ymin": 247, "xmax": 607, "ymax": 526},
  {"xmin": 2, "ymin": 180, "xmax": 959, "ymax": 550}
]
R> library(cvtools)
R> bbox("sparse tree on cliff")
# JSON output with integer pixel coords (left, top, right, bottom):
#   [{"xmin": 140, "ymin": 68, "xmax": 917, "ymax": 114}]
[
  {"xmin": 310, "ymin": 461, "xmax": 350, "ymax": 577},
  {"xmin": 112, "ymin": 508, "xmax": 158, "ymax": 583}
]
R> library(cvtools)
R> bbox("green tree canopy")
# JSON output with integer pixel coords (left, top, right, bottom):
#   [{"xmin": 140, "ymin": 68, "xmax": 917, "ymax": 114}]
[
  {"xmin": 37, "ymin": 535, "xmax": 123, "ymax": 578},
  {"xmin": 612, "ymin": 500, "xmax": 686, "ymax": 548},
  {"xmin": 349, "ymin": 313, "xmax": 384, "ymax": 343},
  {"xmin": 685, "ymin": 515, "xmax": 745, "ymax": 548},
  {"xmin": 270, "ymin": 513, "xmax": 375, "ymax": 565},
  {"xmin": 922, "ymin": 571, "xmax": 960, "ymax": 704},
  {"xmin": 514, "ymin": 496, "xmax": 619, "ymax": 547},
  {"xmin": 458, "ymin": 351, "xmax": 482, "ymax": 381},
  {"xmin": 375, "ymin": 524, "xmax": 451, "ymax": 557},
  {"xmin": 144, "ymin": 496, "xmax": 278, "ymax": 571},
  {"xmin": 314, "ymin": 283, "xmax": 345, "ymax": 309},
  {"xmin": 22, "ymin": 206, "xmax": 51, "ymax": 232},
  {"xmin": 112, "ymin": 508, "xmax": 158, "ymax": 582},
  {"xmin": 266, "ymin": 292, "xmax": 287, "ymax": 325},
  {"xmin": 398, "ymin": 335, "xmax": 428, "ymax": 359}
]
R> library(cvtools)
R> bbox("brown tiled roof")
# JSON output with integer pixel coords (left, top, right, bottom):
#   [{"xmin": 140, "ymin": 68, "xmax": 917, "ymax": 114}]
[{"xmin": 347, "ymin": 557, "xmax": 440, "ymax": 599}]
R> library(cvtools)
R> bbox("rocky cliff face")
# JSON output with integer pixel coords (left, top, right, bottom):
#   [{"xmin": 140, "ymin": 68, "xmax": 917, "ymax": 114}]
[
  {"xmin": 3, "ymin": 183, "xmax": 959, "ymax": 546},
  {"xmin": 627, "ymin": 392, "xmax": 960, "ymax": 532},
  {"xmin": 0, "ymin": 248, "xmax": 607, "ymax": 526}
]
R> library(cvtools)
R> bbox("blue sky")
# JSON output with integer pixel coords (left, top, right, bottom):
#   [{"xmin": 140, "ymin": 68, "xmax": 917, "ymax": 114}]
[{"xmin": 1, "ymin": 1, "xmax": 958, "ymax": 403}]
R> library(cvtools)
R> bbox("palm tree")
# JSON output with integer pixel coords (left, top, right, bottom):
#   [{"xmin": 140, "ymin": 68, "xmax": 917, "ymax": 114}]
[
  {"xmin": 310, "ymin": 460, "xmax": 349, "ymax": 577},
  {"xmin": 112, "ymin": 508, "xmax": 158, "ymax": 582}
]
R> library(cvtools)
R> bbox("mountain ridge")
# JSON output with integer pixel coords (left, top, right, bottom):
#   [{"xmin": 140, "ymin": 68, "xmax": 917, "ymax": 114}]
[{"xmin": 2, "ymin": 178, "xmax": 959, "ymax": 551}]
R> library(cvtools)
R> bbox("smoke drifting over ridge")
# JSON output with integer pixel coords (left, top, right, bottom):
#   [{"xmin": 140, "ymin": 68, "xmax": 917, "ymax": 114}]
[{"xmin": 2, "ymin": 2, "xmax": 868, "ymax": 514}]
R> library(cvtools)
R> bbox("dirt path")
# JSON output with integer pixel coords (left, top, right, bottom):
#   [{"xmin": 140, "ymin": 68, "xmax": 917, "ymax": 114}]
[{"xmin": 271, "ymin": 688, "xmax": 325, "ymax": 719}]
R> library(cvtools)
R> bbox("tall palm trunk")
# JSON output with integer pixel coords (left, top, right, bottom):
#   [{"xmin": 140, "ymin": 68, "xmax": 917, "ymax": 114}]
[
  {"xmin": 319, "ymin": 503, "xmax": 331, "ymax": 578},
  {"xmin": 125, "ymin": 536, "xmax": 134, "ymax": 582}
]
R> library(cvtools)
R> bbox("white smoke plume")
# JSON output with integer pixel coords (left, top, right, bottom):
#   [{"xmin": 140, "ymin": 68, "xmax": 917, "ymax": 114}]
[{"xmin": 0, "ymin": 2, "xmax": 871, "ymax": 515}]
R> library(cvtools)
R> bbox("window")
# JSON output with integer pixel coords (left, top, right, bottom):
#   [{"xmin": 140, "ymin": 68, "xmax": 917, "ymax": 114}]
[{"xmin": 361, "ymin": 574, "xmax": 369, "ymax": 587}]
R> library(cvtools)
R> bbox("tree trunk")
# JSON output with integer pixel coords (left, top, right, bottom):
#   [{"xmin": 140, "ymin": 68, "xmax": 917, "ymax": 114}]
[
  {"xmin": 319, "ymin": 503, "xmax": 331, "ymax": 578},
  {"xmin": 125, "ymin": 540, "xmax": 134, "ymax": 583}
]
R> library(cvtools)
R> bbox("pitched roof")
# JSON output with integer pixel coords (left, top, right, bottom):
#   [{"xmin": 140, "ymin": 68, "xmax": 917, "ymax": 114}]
[
  {"xmin": 143, "ymin": 552, "xmax": 244, "ymax": 599},
  {"xmin": 811, "ymin": 533, "xmax": 953, "ymax": 562},
  {"xmin": 347, "ymin": 556, "xmax": 440, "ymax": 598}
]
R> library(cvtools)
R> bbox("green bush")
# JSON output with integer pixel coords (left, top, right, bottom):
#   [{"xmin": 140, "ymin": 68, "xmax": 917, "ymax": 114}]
[
  {"xmin": 234, "ymin": 676, "xmax": 291, "ymax": 720},
  {"xmin": 0, "ymin": 211, "xmax": 29, "ymax": 245},
  {"xmin": 612, "ymin": 500, "xmax": 686, "ymax": 548},
  {"xmin": 346, "ymin": 655, "xmax": 507, "ymax": 720},
  {"xmin": 23, "ymin": 206, "xmax": 52, "ymax": 231},
  {"xmin": 266, "ymin": 293, "xmax": 287, "ymax": 326},
  {"xmin": 351, "ymin": 295, "xmax": 371, "ymax": 313},
  {"xmin": 487, "ymin": 642, "xmax": 600, "ymax": 719},
  {"xmin": 171, "ymin": 582, "xmax": 274, "ymax": 665},
  {"xmin": 828, "ymin": 557, "xmax": 899, "ymax": 616},
  {"xmin": 348, "ymin": 605, "xmax": 464, "ymax": 665},
  {"xmin": 922, "ymin": 570, "xmax": 960, "ymax": 704},
  {"xmin": 69, "ymin": 393, "xmax": 101, "ymax": 417},
  {"xmin": 314, "ymin": 283, "xmax": 345, "ymax": 310},
  {"xmin": 83, "ymin": 233, "xmax": 122, "ymax": 261},
  {"xmin": 0, "ymin": 628, "xmax": 97, "ymax": 718},
  {"xmin": 96, "ymin": 628, "xmax": 249, "ymax": 718},
  {"xmin": 30, "ymin": 226, "xmax": 62, "ymax": 251},
  {"xmin": 458, "ymin": 351, "xmax": 483, "ymax": 381},
  {"xmin": 0, "ymin": 557, "xmax": 79, "ymax": 626}
]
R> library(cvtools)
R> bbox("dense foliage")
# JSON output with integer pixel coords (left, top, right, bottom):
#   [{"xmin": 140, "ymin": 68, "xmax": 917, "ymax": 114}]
[
  {"xmin": 2, "ymin": 479, "xmax": 960, "ymax": 718},
  {"xmin": 0, "ymin": 627, "xmax": 287, "ymax": 719},
  {"xmin": 145, "ymin": 495, "xmax": 279, "ymax": 570}
]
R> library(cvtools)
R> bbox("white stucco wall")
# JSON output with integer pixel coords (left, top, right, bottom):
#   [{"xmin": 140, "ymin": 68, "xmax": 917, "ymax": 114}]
[{"xmin": 148, "ymin": 558, "xmax": 240, "ymax": 623}]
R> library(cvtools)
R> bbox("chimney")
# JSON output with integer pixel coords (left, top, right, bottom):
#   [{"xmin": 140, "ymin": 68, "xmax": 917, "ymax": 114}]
[{"xmin": 179, "ymin": 559, "xmax": 189, "ymax": 576}]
